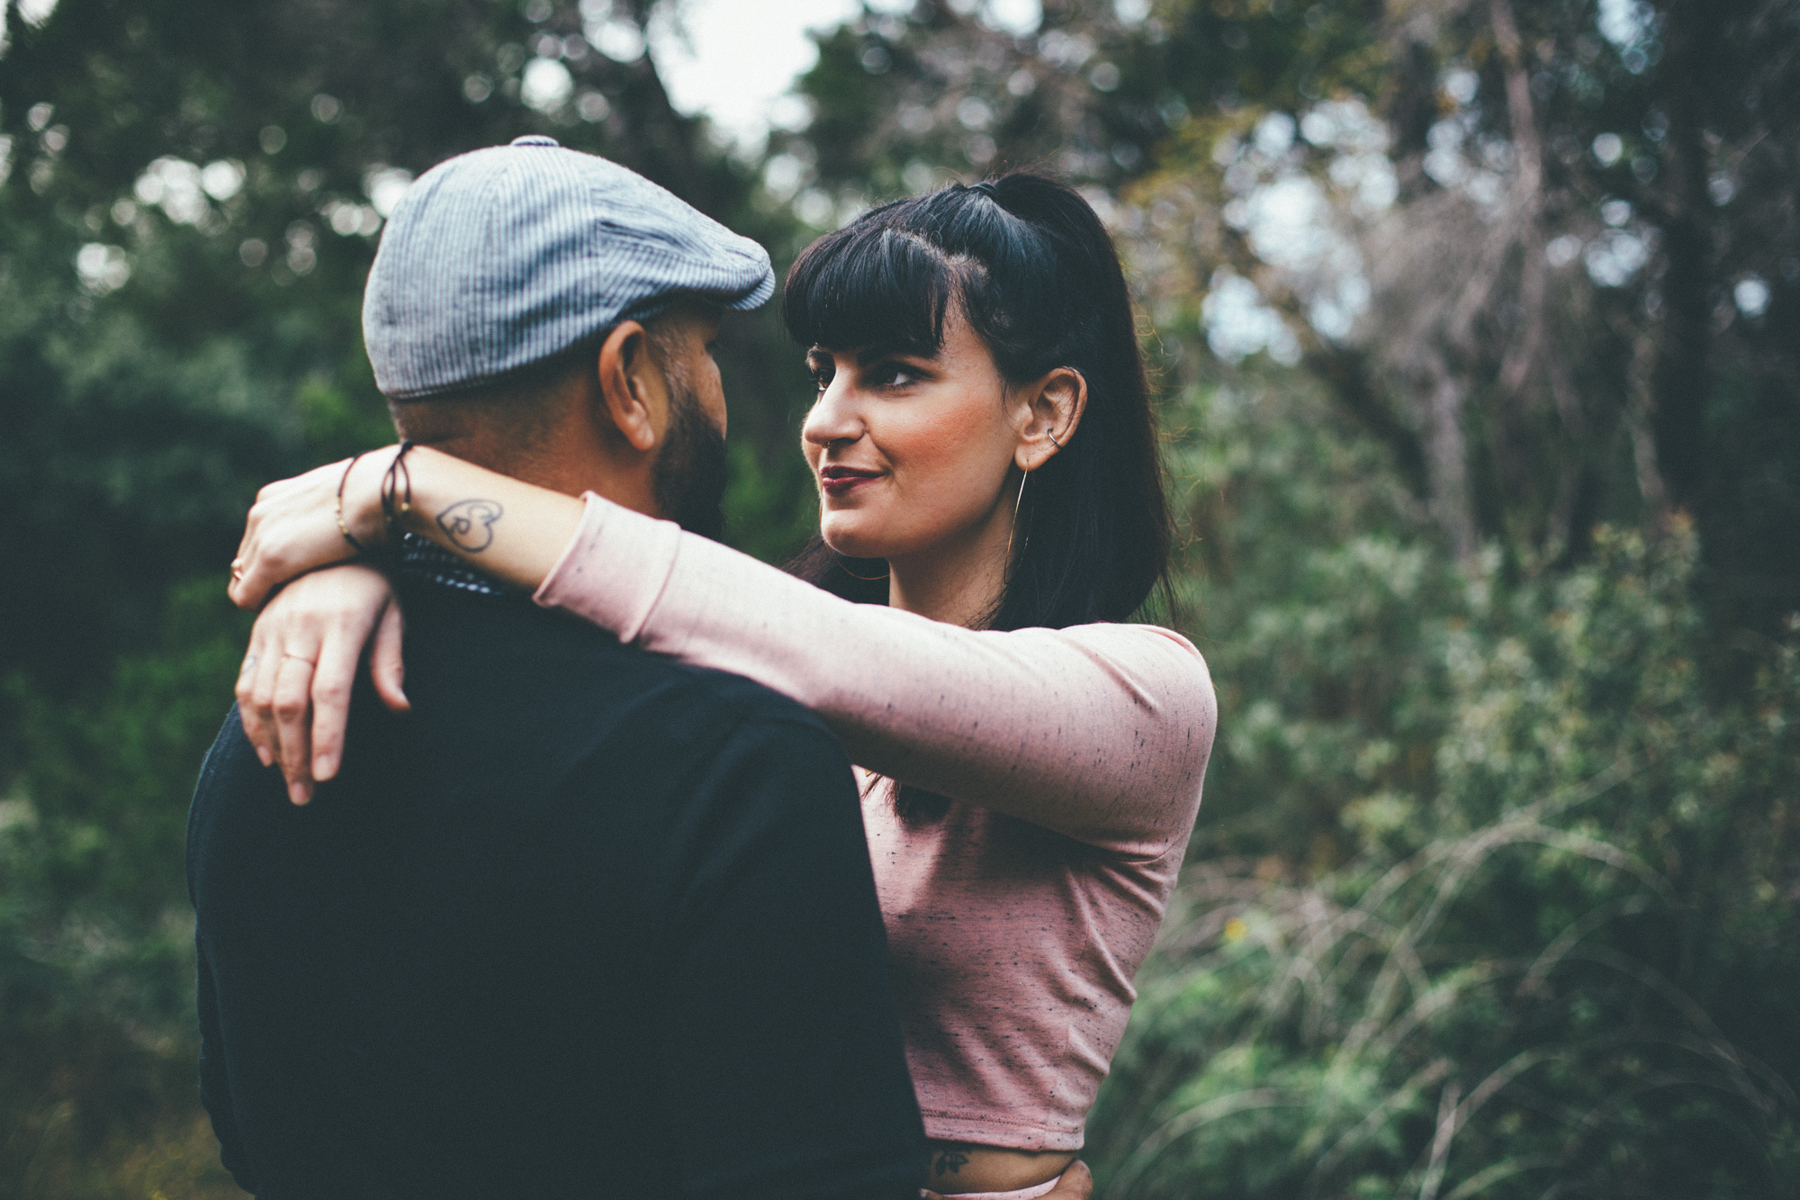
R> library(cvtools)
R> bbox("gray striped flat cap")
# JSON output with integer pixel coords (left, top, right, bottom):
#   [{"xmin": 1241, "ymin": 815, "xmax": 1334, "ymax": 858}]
[{"xmin": 363, "ymin": 135, "xmax": 774, "ymax": 399}]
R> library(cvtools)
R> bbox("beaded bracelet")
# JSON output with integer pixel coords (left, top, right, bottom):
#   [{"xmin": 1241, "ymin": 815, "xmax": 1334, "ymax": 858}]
[{"xmin": 335, "ymin": 451, "xmax": 370, "ymax": 555}]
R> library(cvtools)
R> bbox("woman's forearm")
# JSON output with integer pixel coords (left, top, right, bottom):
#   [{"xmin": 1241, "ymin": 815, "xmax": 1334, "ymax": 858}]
[
  {"xmin": 231, "ymin": 445, "xmax": 589, "ymax": 611},
  {"xmin": 536, "ymin": 494, "xmax": 1217, "ymax": 857},
  {"xmin": 362, "ymin": 446, "xmax": 587, "ymax": 592}
]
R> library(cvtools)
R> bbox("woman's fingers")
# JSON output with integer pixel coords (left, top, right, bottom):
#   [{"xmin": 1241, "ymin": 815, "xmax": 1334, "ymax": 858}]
[
  {"xmin": 229, "ymin": 457, "xmax": 372, "ymax": 610},
  {"xmin": 308, "ymin": 618, "xmax": 363, "ymax": 784},
  {"xmin": 369, "ymin": 599, "xmax": 410, "ymax": 714},
  {"xmin": 245, "ymin": 624, "xmax": 290, "ymax": 768},
  {"xmin": 1043, "ymin": 1161, "xmax": 1093, "ymax": 1200},
  {"xmin": 308, "ymin": 573, "xmax": 407, "ymax": 779},
  {"xmin": 237, "ymin": 563, "xmax": 406, "ymax": 801},
  {"xmin": 272, "ymin": 646, "xmax": 324, "ymax": 805},
  {"xmin": 923, "ymin": 1161, "xmax": 1090, "ymax": 1200},
  {"xmin": 233, "ymin": 553, "xmax": 408, "ymax": 800},
  {"xmin": 235, "ymin": 623, "xmax": 275, "ymax": 766}
]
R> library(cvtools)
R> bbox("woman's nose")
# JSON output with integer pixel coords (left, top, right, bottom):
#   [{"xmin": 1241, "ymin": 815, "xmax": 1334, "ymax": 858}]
[{"xmin": 802, "ymin": 375, "xmax": 864, "ymax": 447}]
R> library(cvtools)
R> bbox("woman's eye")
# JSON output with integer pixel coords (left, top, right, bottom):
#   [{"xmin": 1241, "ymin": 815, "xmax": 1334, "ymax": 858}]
[{"xmin": 870, "ymin": 363, "xmax": 918, "ymax": 389}]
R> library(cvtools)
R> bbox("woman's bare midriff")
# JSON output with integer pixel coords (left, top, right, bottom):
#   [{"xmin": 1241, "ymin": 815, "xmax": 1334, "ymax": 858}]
[{"xmin": 925, "ymin": 1141, "xmax": 1078, "ymax": 1195}]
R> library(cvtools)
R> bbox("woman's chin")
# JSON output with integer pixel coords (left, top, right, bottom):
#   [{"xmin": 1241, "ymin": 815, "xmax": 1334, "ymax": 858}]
[{"xmin": 819, "ymin": 515, "xmax": 890, "ymax": 562}]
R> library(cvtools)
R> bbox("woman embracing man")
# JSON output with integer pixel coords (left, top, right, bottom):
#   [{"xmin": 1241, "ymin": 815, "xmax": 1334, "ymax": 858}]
[{"xmin": 216, "ymin": 139, "xmax": 1215, "ymax": 1200}]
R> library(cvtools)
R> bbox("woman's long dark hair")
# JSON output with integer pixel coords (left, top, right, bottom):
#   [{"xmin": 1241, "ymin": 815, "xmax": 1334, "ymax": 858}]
[
  {"xmin": 783, "ymin": 172, "xmax": 1171, "ymax": 632},
  {"xmin": 780, "ymin": 174, "xmax": 1173, "ymax": 822}
]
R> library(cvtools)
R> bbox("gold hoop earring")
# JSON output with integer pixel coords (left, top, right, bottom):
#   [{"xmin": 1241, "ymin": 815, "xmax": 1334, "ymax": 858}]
[
  {"xmin": 1005, "ymin": 469, "xmax": 1030, "ymax": 567},
  {"xmin": 833, "ymin": 552, "xmax": 889, "ymax": 582}
]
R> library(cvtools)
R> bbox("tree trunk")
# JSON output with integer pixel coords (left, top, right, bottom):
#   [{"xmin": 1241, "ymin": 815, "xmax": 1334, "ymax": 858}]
[
  {"xmin": 1490, "ymin": 0, "xmax": 1549, "ymax": 401},
  {"xmin": 1420, "ymin": 352, "xmax": 1476, "ymax": 560},
  {"xmin": 1646, "ymin": 0, "xmax": 1716, "ymax": 512}
]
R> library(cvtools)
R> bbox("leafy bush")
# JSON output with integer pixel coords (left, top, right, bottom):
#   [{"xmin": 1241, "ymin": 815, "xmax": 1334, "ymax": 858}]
[
  {"xmin": 1, "ymin": 579, "xmax": 249, "ymax": 1199},
  {"xmin": 1158, "ymin": 369, "xmax": 1453, "ymax": 868},
  {"xmin": 1090, "ymin": 510, "xmax": 1800, "ymax": 1198}
]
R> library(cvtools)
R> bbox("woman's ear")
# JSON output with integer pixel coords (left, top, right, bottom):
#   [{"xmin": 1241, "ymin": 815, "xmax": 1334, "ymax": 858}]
[
  {"xmin": 594, "ymin": 320, "xmax": 668, "ymax": 454},
  {"xmin": 1013, "ymin": 367, "xmax": 1087, "ymax": 471}
]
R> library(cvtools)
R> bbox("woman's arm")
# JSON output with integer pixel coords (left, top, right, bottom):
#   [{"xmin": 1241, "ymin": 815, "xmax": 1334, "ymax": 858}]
[
  {"xmin": 229, "ymin": 446, "xmax": 586, "ymax": 799},
  {"xmin": 540, "ymin": 495, "xmax": 1217, "ymax": 857},
  {"xmin": 234, "ymin": 451, "xmax": 1216, "ymax": 850},
  {"xmin": 228, "ymin": 445, "xmax": 585, "ymax": 611}
]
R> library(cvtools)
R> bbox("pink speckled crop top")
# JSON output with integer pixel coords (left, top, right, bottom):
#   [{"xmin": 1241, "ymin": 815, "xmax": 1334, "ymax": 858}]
[{"xmin": 535, "ymin": 494, "xmax": 1216, "ymax": 1152}]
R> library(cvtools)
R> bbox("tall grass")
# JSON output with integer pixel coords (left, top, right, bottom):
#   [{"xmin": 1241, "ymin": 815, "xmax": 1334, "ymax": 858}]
[{"xmin": 1088, "ymin": 513, "xmax": 1800, "ymax": 1197}]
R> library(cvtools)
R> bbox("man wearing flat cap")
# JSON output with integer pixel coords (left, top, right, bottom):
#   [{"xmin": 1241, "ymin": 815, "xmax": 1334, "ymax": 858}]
[{"xmin": 187, "ymin": 138, "xmax": 926, "ymax": 1199}]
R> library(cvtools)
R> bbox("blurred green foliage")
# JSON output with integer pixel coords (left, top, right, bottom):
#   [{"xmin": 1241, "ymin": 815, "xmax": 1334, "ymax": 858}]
[
  {"xmin": 1089, "ymin": 375, "xmax": 1800, "ymax": 1197},
  {"xmin": 2, "ymin": 580, "xmax": 250, "ymax": 1196},
  {"xmin": 1, "ymin": 0, "xmax": 1796, "ymax": 1196}
]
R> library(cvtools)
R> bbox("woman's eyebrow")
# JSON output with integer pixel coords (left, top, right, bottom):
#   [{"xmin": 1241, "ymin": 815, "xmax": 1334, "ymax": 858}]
[{"xmin": 855, "ymin": 343, "xmax": 934, "ymax": 367}]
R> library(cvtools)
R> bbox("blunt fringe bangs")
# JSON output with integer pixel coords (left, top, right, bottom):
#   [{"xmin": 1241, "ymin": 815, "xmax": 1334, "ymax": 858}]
[{"xmin": 783, "ymin": 172, "xmax": 1172, "ymax": 635}]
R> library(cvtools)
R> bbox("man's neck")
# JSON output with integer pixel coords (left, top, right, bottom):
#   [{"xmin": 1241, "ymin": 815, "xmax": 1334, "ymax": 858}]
[{"xmin": 423, "ymin": 433, "xmax": 657, "ymax": 517}]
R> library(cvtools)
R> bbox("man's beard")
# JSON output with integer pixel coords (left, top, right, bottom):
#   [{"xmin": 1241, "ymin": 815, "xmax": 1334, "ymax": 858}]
[{"xmin": 651, "ymin": 381, "xmax": 728, "ymax": 541}]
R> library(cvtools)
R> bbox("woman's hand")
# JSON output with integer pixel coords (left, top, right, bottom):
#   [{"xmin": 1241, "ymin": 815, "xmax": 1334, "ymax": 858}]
[
  {"xmin": 236, "ymin": 563, "xmax": 409, "ymax": 805},
  {"xmin": 1043, "ymin": 1162, "xmax": 1093, "ymax": 1200},
  {"xmin": 921, "ymin": 1160, "xmax": 1092, "ymax": 1200},
  {"xmin": 229, "ymin": 450, "xmax": 394, "ymax": 611}
]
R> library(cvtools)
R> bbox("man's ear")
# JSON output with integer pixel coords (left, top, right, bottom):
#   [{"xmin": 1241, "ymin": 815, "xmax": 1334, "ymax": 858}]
[
  {"xmin": 1012, "ymin": 366, "xmax": 1087, "ymax": 472},
  {"xmin": 594, "ymin": 320, "xmax": 668, "ymax": 454}
]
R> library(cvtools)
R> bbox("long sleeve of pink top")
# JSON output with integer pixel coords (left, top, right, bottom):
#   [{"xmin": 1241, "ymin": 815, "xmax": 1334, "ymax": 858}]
[{"xmin": 535, "ymin": 494, "xmax": 1217, "ymax": 1151}]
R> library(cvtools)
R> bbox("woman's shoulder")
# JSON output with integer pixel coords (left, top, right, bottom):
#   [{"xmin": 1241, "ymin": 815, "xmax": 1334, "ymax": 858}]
[
  {"xmin": 1027, "ymin": 620, "xmax": 1216, "ymax": 730},
  {"xmin": 1049, "ymin": 620, "xmax": 1212, "ymax": 676}
]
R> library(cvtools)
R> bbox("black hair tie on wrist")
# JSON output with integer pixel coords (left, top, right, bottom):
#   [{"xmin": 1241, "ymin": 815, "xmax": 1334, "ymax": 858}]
[{"xmin": 380, "ymin": 441, "xmax": 417, "ymax": 545}]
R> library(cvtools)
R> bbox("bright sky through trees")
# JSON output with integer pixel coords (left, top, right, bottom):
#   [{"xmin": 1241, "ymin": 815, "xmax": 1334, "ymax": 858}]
[
  {"xmin": 649, "ymin": 0, "xmax": 1043, "ymax": 147},
  {"xmin": 648, "ymin": 0, "xmax": 873, "ymax": 148}
]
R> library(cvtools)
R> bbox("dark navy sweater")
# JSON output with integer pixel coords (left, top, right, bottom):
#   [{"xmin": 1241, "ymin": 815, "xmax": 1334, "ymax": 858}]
[{"xmin": 187, "ymin": 561, "xmax": 924, "ymax": 1199}]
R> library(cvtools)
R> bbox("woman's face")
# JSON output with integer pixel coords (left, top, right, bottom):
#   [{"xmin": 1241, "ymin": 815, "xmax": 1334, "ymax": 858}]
[{"xmin": 801, "ymin": 305, "xmax": 1025, "ymax": 567}]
